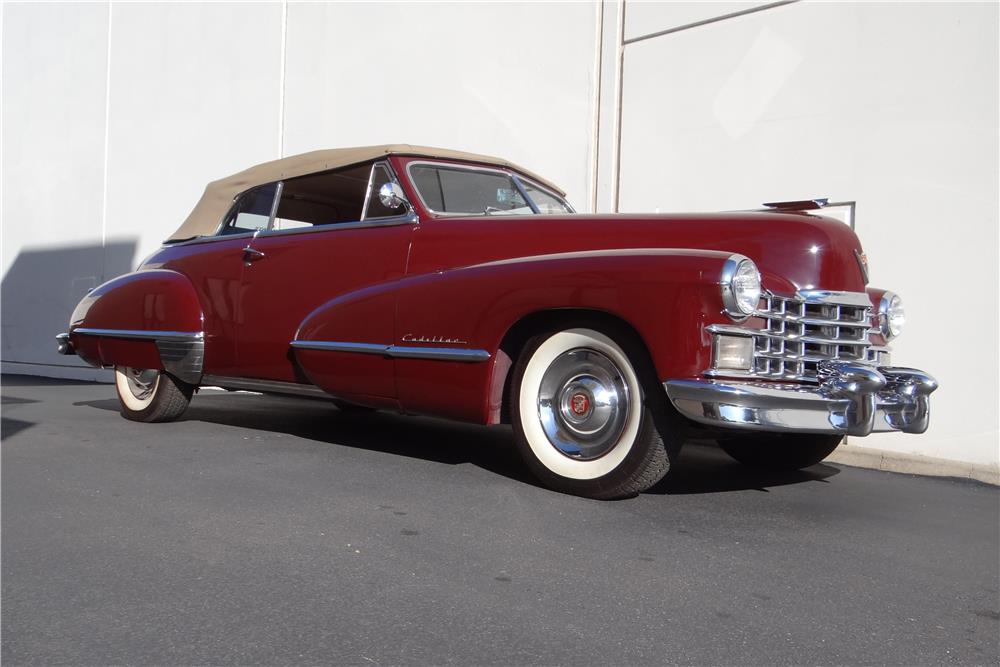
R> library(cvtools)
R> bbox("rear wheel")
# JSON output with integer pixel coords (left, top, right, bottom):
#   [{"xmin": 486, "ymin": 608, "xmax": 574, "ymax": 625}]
[
  {"xmin": 114, "ymin": 366, "xmax": 193, "ymax": 423},
  {"xmin": 510, "ymin": 327, "xmax": 681, "ymax": 499},
  {"xmin": 717, "ymin": 434, "xmax": 843, "ymax": 470}
]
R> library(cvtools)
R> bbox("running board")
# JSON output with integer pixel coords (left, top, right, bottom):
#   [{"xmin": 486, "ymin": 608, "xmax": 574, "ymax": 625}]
[{"xmin": 200, "ymin": 375, "xmax": 329, "ymax": 399}]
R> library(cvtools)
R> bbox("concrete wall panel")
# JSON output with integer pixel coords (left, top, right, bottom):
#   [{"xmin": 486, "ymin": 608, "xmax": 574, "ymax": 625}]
[
  {"xmin": 104, "ymin": 1, "xmax": 283, "ymax": 262},
  {"xmin": 1, "ymin": 2, "xmax": 114, "ymax": 375},
  {"xmin": 618, "ymin": 2, "xmax": 999, "ymax": 466},
  {"xmin": 282, "ymin": 1, "xmax": 597, "ymax": 207}
]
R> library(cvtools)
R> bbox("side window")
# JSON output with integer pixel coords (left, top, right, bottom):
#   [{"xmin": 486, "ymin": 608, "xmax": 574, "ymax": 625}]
[
  {"xmin": 409, "ymin": 164, "xmax": 528, "ymax": 214},
  {"xmin": 522, "ymin": 181, "xmax": 572, "ymax": 214},
  {"xmin": 362, "ymin": 164, "xmax": 405, "ymax": 220},
  {"xmin": 220, "ymin": 182, "xmax": 278, "ymax": 235},
  {"xmin": 272, "ymin": 163, "xmax": 370, "ymax": 230}
]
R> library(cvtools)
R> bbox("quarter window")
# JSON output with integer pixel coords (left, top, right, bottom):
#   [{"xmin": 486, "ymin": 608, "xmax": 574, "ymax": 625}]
[
  {"xmin": 220, "ymin": 182, "xmax": 278, "ymax": 235},
  {"xmin": 522, "ymin": 181, "xmax": 572, "ymax": 214}
]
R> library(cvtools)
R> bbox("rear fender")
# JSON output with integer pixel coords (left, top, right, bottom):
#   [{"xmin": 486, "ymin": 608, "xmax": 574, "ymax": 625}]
[{"xmin": 68, "ymin": 269, "xmax": 204, "ymax": 383}]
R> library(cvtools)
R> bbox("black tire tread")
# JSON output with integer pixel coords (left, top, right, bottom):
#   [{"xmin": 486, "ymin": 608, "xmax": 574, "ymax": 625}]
[{"xmin": 118, "ymin": 371, "xmax": 193, "ymax": 423}]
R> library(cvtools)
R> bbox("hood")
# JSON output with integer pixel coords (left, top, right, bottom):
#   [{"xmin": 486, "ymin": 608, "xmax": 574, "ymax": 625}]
[{"xmin": 409, "ymin": 212, "xmax": 868, "ymax": 295}]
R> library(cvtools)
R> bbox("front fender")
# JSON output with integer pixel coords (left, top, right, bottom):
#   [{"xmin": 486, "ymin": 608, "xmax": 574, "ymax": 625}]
[
  {"xmin": 68, "ymin": 269, "xmax": 205, "ymax": 383},
  {"xmin": 395, "ymin": 249, "xmax": 734, "ymax": 421}
]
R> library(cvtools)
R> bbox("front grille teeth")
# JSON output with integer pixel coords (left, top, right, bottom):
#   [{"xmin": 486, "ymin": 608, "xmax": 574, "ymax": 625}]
[{"xmin": 708, "ymin": 291, "xmax": 883, "ymax": 383}]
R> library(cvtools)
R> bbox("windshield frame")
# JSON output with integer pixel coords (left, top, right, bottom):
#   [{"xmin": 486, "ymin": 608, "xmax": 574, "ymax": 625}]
[{"xmin": 404, "ymin": 159, "xmax": 573, "ymax": 217}]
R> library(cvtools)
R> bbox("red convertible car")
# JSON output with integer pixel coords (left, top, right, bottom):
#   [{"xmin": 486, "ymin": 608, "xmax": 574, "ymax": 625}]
[{"xmin": 58, "ymin": 145, "xmax": 937, "ymax": 498}]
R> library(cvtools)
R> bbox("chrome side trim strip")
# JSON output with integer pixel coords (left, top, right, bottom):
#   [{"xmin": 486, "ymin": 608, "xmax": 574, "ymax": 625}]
[
  {"xmin": 74, "ymin": 327, "xmax": 204, "ymax": 342},
  {"xmin": 388, "ymin": 346, "xmax": 491, "ymax": 362},
  {"xmin": 290, "ymin": 341, "xmax": 390, "ymax": 354},
  {"xmin": 200, "ymin": 375, "xmax": 329, "ymax": 398},
  {"xmin": 290, "ymin": 340, "xmax": 491, "ymax": 363}
]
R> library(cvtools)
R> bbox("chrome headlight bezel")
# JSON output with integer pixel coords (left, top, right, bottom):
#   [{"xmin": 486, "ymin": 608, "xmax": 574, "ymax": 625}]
[
  {"xmin": 720, "ymin": 254, "xmax": 762, "ymax": 319},
  {"xmin": 879, "ymin": 291, "xmax": 905, "ymax": 339}
]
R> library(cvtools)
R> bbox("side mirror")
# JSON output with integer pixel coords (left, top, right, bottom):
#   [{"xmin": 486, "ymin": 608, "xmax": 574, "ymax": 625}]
[{"xmin": 378, "ymin": 182, "xmax": 408, "ymax": 210}]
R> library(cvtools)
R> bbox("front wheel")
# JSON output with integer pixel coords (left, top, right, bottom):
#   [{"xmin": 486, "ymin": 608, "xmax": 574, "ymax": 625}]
[
  {"xmin": 114, "ymin": 366, "xmax": 193, "ymax": 423},
  {"xmin": 510, "ymin": 328, "xmax": 681, "ymax": 499},
  {"xmin": 717, "ymin": 434, "xmax": 843, "ymax": 470}
]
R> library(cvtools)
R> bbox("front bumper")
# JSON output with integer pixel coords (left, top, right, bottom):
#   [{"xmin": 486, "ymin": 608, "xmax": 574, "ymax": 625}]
[{"xmin": 664, "ymin": 362, "xmax": 937, "ymax": 436}]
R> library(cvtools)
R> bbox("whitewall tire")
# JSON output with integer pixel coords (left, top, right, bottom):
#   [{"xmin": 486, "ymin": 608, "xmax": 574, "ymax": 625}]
[
  {"xmin": 510, "ymin": 327, "xmax": 681, "ymax": 499},
  {"xmin": 114, "ymin": 366, "xmax": 193, "ymax": 423}
]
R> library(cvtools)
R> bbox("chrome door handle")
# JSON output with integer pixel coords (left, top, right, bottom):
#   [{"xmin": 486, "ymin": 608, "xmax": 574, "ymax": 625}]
[{"xmin": 242, "ymin": 246, "xmax": 266, "ymax": 264}]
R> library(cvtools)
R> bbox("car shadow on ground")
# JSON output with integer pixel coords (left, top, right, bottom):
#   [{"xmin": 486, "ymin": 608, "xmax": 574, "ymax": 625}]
[{"xmin": 72, "ymin": 388, "xmax": 839, "ymax": 496}]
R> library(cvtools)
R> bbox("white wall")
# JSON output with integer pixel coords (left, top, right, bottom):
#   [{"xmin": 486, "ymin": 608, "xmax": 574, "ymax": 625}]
[
  {"xmin": 2, "ymin": 1, "xmax": 997, "ymax": 471},
  {"xmin": 1, "ymin": 0, "xmax": 599, "ymax": 379},
  {"xmin": 613, "ymin": 1, "xmax": 998, "ymax": 468}
]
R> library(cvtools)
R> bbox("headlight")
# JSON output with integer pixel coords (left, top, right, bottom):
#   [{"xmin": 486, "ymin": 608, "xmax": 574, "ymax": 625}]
[
  {"xmin": 879, "ymin": 292, "xmax": 905, "ymax": 339},
  {"xmin": 721, "ymin": 255, "xmax": 761, "ymax": 318}
]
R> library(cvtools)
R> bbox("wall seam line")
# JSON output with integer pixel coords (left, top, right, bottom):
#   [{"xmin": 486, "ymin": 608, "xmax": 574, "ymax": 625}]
[
  {"xmin": 278, "ymin": 0, "xmax": 287, "ymax": 158},
  {"xmin": 623, "ymin": 0, "xmax": 798, "ymax": 45},
  {"xmin": 588, "ymin": 0, "xmax": 604, "ymax": 214},
  {"xmin": 611, "ymin": 0, "xmax": 625, "ymax": 213},
  {"xmin": 99, "ymin": 0, "xmax": 114, "ymax": 275}
]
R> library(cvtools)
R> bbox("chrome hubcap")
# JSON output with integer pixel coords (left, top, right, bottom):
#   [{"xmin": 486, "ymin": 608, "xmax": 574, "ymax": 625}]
[
  {"xmin": 537, "ymin": 348, "xmax": 629, "ymax": 460},
  {"xmin": 124, "ymin": 367, "xmax": 159, "ymax": 401}
]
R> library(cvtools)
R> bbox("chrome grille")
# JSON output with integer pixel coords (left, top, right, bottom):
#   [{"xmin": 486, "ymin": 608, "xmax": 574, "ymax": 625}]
[{"xmin": 708, "ymin": 290, "xmax": 885, "ymax": 383}]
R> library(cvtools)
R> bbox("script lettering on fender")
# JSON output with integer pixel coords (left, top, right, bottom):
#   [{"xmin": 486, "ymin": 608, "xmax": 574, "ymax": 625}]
[{"xmin": 401, "ymin": 334, "xmax": 468, "ymax": 345}]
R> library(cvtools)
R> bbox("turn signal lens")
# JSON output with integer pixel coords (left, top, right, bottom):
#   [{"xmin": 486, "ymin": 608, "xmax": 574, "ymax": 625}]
[{"xmin": 713, "ymin": 335, "xmax": 754, "ymax": 371}]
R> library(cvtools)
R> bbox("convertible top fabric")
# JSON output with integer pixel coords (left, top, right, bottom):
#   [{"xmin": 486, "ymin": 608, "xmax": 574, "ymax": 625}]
[{"xmin": 168, "ymin": 144, "xmax": 564, "ymax": 241}]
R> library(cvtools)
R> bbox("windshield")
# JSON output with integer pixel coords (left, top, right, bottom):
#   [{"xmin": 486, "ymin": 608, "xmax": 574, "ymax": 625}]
[{"xmin": 408, "ymin": 163, "xmax": 572, "ymax": 216}]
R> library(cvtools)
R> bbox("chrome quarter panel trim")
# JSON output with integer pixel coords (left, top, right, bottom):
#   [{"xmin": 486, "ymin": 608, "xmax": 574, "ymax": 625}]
[
  {"xmin": 290, "ymin": 340, "xmax": 491, "ymax": 363},
  {"xmin": 156, "ymin": 338, "xmax": 205, "ymax": 384},
  {"xmin": 388, "ymin": 346, "xmax": 491, "ymax": 362},
  {"xmin": 73, "ymin": 328, "xmax": 204, "ymax": 342},
  {"xmin": 200, "ymin": 375, "xmax": 330, "ymax": 398},
  {"xmin": 72, "ymin": 328, "xmax": 205, "ymax": 383}
]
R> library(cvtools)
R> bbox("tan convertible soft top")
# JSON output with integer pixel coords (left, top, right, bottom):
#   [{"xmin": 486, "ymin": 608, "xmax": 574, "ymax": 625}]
[{"xmin": 169, "ymin": 144, "xmax": 564, "ymax": 241}]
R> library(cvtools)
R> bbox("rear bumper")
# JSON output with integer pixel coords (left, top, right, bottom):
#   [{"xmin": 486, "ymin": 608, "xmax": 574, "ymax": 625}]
[
  {"xmin": 664, "ymin": 362, "xmax": 937, "ymax": 436},
  {"xmin": 55, "ymin": 333, "xmax": 74, "ymax": 355}
]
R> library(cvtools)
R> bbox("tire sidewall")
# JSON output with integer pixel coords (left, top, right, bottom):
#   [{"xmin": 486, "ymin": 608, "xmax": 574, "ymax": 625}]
[
  {"xmin": 511, "ymin": 328, "xmax": 660, "ymax": 495},
  {"xmin": 115, "ymin": 366, "xmax": 161, "ymax": 415}
]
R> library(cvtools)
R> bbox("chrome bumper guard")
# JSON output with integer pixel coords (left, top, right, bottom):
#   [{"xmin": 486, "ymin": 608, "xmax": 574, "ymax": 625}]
[
  {"xmin": 56, "ymin": 333, "xmax": 74, "ymax": 355},
  {"xmin": 664, "ymin": 362, "xmax": 938, "ymax": 436}
]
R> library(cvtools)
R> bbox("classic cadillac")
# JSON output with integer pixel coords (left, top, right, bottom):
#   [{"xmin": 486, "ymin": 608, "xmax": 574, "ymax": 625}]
[{"xmin": 58, "ymin": 145, "xmax": 937, "ymax": 498}]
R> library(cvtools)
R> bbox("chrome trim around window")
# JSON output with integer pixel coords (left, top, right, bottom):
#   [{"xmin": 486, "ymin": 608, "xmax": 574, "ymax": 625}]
[
  {"xmin": 290, "ymin": 339, "xmax": 491, "ymax": 363},
  {"xmin": 404, "ymin": 159, "xmax": 573, "ymax": 217}
]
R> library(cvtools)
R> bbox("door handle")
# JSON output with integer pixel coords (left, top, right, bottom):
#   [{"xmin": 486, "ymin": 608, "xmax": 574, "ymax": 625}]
[{"xmin": 242, "ymin": 246, "xmax": 266, "ymax": 264}]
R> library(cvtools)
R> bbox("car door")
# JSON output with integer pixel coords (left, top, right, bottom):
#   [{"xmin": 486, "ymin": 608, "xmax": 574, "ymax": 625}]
[
  {"xmin": 156, "ymin": 182, "xmax": 281, "ymax": 377},
  {"xmin": 234, "ymin": 161, "xmax": 414, "ymax": 395}
]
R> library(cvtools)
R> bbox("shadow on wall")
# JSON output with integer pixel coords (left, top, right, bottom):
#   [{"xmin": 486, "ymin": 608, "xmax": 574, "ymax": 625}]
[{"xmin": 1, "ymin": 241, "xmax": 137, "ymax": 374}]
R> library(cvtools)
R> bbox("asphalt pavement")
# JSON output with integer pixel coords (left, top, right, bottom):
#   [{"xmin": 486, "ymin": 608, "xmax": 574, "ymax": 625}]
[{"xmin": 2, "ymin": 375, "xmax": 998, "ymax": 666}]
